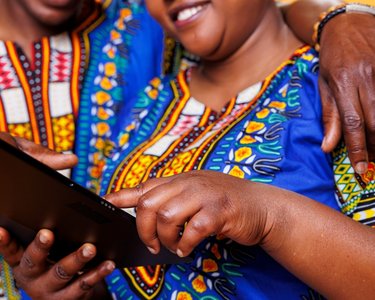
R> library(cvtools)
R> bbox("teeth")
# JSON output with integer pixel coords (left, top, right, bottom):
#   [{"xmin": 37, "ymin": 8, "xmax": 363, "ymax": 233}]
[{"xmin": 177, "ymin": 5, "xmax": 203, "ymax": 22}]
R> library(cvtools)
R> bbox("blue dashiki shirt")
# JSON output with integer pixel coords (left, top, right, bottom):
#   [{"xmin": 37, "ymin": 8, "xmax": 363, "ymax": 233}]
[
  {"xmin": 0, "ymin": 0, "xmax": 164, "ymax": 298},
  {"xmin": 71, "ymin": 0, "xmax": 164, "ymax": 193},
  {"xmin": 101, "ymin": 46, "xmax": 339, "ymax": 299}
]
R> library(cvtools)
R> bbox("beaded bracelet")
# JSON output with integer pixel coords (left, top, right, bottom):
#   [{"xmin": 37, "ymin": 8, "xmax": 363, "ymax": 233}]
[{"xmin": 313, "ymin": 3, "xmax": 375, "ymax": 52}]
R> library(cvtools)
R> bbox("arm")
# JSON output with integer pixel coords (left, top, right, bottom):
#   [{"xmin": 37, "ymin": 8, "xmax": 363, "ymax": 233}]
[
  {"xmin": 281, "ymin": 0, "xmax": 375, "ymax": 172},
  {"xmin": 106, "ymin": 171, "xmax": 375, "ymax": 299},
  {"xmin": 280, "ymin": 0, "xmax": 342, "ymax": 44},
  {"xmin": 258, "ymin": 182, "xmax": 375, "ymax": 299}
]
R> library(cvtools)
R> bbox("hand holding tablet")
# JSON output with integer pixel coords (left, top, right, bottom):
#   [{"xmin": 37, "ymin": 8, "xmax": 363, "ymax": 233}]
[{"xmin": 0, "ymin": 138, "xmax": 190, "ymax": 267}]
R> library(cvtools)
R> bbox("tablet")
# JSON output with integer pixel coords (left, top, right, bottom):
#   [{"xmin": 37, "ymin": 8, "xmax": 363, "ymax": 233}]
[{"xmin": 0, "ymin": 139, "xmax": 190, "ymax": 267}]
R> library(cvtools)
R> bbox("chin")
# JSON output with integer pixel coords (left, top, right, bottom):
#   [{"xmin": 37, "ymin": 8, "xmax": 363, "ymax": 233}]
[
  {"xmin": 179, "ymin": 32, "xmax": 224, "ymax": 60},
  {"xmin": 36, "ymin": 10, "xmax": 76, "ymax": 27},
  {"xmin": 183, "ymin": 44, "xmax": 218, "ymax": 61}
]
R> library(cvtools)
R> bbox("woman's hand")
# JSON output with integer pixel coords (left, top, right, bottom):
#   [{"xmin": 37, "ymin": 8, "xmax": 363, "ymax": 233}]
[
  {"xmin": 0, "ymin": 132, "xmax": 78, "ymax": 170},
  {"xmin": 105, "ymin": 171, "xmax": 270, "ymax": 257},
  {"xmin": 0, "ymin": 227, "xmax": 115, "ymax": 299},
  {"xmin": 318, "ymin": 13, "xmax": 375, "ymax": 173},
  {"xmin": 107, "ymin": 170, "xmax": 375, "ymax": 298}
]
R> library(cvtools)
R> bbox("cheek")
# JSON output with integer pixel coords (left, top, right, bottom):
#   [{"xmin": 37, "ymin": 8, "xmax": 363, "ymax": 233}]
[
  {"xmin": 145, "ymin": 1, "xmax": 173, "ymax": 34},
  {"xmin": 145, "ymin": 0, "xmax": 164, "ymax": 20}
]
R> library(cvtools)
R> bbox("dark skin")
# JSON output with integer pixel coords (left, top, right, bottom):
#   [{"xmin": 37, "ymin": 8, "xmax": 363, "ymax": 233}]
[
  {"xmin": 0, "ymin": 0, "xmax": 375, "ymax": 169},
  {"xmin": 0, "ymin": 0, "xmax": 90, "ymax": 59},
  {"xmin": 283, "ymin": 0, "xmax": 375, "ymax": 173},
  {"xmin": 105, "ymin": 171, "xmax": 375, "ymax": 299},
  {"xmin": 0, "ymin": 133, "xmax": 114, "ymax": 299},
  {"xmin": 1, "ymin": 0, "xmax": 375, "ymax": 298},
  {"xmin": 0, "ymin": 0, "xmax": 373, "ymax": 167},
  {"xmin": 319, "ymin": 12, "xmax": 375, "ymax": 172},
  {"xmin": 102, "ymin": 2, "xmax": 375, "ymax": 298}
]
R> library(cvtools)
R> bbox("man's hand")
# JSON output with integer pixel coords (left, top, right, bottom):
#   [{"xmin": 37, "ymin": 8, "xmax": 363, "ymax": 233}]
[{"xmin": 318, "ymin": 13, "xmax": 375, "ymax": 173}]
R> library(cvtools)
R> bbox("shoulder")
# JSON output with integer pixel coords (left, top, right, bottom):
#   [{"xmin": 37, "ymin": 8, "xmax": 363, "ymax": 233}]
[
  {"xmin": 285, "ymin": 46, "xmax": 321, "ymax": 118},
  {"xmin": 291, "ymin": 46, "xmax": 320, "ymax": 85}
]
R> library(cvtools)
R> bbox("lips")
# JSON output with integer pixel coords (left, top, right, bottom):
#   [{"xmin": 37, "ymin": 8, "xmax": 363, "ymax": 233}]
[
  {"xmin": 169, "ymin": 1, "xmax": 209, "ymax": 26},
  {"xmin": 42, "ymin": 0, "xmax": 78, "ymax": 9}
]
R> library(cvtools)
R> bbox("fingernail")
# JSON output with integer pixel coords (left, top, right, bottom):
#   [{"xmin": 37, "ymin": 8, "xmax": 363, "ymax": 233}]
[
  {"xmin": 82, "ymin": 245, "xmax": 94, "ymax": 258},
  {"xmin": 355, "ymin": 162, "xmax": 368, "ymax": 174},
  {"xmin": 321, "ymin": 137, "xmax": 327, "ymax": 147},
  {"xmin": 106, "ymin": 261, "xmax": 115, "ymax": 272},
  {"xmin": 176, "ymin": 249, "xmax": 184, "ymax": 257},
  {"xmin": 147, "ymin": 247, "xmax": 157, "ymax": 255},
  {"xmin": 39, "ymin": 232, "xmax": 48, "ymax": 244}
]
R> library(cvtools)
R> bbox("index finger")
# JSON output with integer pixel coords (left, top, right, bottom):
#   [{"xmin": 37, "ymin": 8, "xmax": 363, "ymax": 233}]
[
  {"xmin": 319, "ymin": 76, "xmax": 342, "ymax": 153},
  {"xmin": 104, "ymin": 177, "xmax": 172, "ymax": 208}
]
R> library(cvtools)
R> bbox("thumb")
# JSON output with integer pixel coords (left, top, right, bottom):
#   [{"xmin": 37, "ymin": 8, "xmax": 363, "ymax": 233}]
[
  {"xmin": 15, "ymin": 137, "xmax": 78, "ymax": 170},
  {"xmin": 319, "ymin": 77, "xmax": 342, "ymax": 152}
]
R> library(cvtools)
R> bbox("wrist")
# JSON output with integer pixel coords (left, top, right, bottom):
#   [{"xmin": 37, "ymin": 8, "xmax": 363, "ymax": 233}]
[
  {"xmin": 253, "ymin": 185, "xmax": 292, "ymax": 252},
  {"xmin": 313, "ymin": 2, "xmax": 375, "ymax": 51}
]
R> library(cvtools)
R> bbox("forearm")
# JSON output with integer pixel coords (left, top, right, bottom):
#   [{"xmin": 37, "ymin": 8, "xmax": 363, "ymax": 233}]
[
  {"xmin": 256, "ymin": 183, "xmax": 375, "ymax": 298},
  {"xmin": 282, "ymin": 0, "xmax": 343, "ymax": 44}
]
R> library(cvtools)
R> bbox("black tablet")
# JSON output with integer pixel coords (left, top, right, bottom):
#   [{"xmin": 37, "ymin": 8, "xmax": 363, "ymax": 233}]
[{"xmin": 0, "ymin": 139, "xmax": 189, "ymax": 267}]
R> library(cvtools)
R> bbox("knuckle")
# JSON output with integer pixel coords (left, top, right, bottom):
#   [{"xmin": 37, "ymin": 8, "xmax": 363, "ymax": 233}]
[
  {"xmin": 189, "ymin": 218, "xmax": 213, "ymax": 235},
  {"xmin": 54, "ymin": 264, "xmax": 72, "ymax": 281},
  {"xmin": 21, "ymin": 254, "xmax": 35, "ymax": 269},
  {"xmin": 347, "ymin": 144, "xmax": 366, "ymax": 156},
  {"xmin": 328, "ymin": 67, "xmax": 352, "ymax": 84},
  {"xmin": 137, "ymin": 196, "xmax": 154, "ymax": 212},
  {"xmin": 342, "ymin": 114, "xmax": 364, "ymax": 132},
  {"xmin": 79, "ymin": 279, "xmax": 94, "ymax": 291},
  {"xmin": 362, "ymin": 64, "xmax": 374, "ymax": 78},
  {"xmin": 157, "ymin": 208, "xmax": 174, "ymax": 225}
]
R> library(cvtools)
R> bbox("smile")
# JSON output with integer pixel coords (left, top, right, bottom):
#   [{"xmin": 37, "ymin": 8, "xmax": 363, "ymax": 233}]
[
  {"xmin": 177, "ymin": 5, "xmax": 205, "ymax": 22},
  {"xmin": 170, "ymin": 1, "xmax": 209, "ymax": 26}
]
